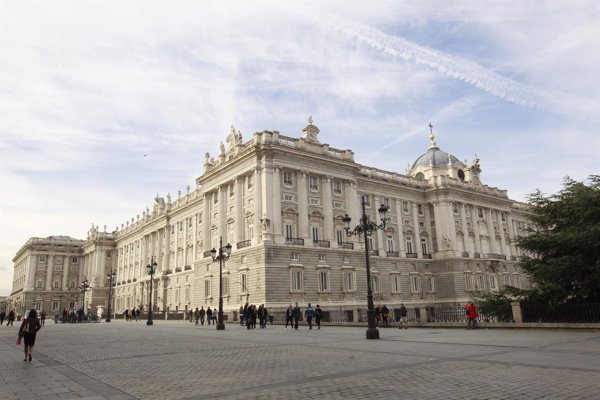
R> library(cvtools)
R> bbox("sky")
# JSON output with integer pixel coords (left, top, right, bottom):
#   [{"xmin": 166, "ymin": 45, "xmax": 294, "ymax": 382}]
[{"xmin": 1, "ymin": 0, "xmax": 599, "ymax": 296}]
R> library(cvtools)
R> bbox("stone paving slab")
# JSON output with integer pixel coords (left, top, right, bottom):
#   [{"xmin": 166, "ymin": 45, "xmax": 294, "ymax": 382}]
[{"xmin": 0, "ymin": 321, "xmax": 599, "ymax": 399}]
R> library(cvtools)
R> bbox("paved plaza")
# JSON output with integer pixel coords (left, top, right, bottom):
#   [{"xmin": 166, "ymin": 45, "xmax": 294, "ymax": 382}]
[{"xmin": 0, "ymin": 320, "xmax": 599, "ymax": 400}]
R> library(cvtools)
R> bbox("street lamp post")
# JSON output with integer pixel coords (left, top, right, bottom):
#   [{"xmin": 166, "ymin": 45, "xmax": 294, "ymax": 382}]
[
  {"xmin": 343, "ymin": 199, "xmax": 389, "ymax": 340},
  {"xmin": 210, "ymin": 237, "xmax": 232, "ymax": 331},
  {"xmin": 56, "ymin": 291, "xmax": 65, "ymax": 323},
  {"xmin": 146, "ymin": 258, "xmax": 157, "ymax": 326},
  {"xmin": 80, "ymin": 279, "xmax": 90, "ymax": 310},
  {"xmin": 105, "ymin": 270, "xmax": 116, "ymax": 322}
]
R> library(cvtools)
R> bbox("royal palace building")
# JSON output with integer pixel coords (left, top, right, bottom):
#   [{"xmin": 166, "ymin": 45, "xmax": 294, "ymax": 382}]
[{"xmin": 7, "ymin": 118, "xmax": 533, "ymax": 318}]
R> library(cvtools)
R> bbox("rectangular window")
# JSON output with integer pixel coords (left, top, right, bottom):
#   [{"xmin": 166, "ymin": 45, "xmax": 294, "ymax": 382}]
[
  {"xmin": 53, "ymin": 281, "xmax": 59, "ymax": 289},
  {"xmin": 406, "ymin": 239, "xmax": 413, "ymax": 254},
  {"xmin": 476, "ymin": 274, "xmax": 486, "ymax": 291},
  {"xmin": 309, "ymin": 176, "xmax": 319, "ymax": 191},
  {"xmin": 291, "ymin": 270, "xmax": 303, "ymax": 291},
  {"xmin": 318, "ymin": 270, "xmax": 329, "ymax": 292},
  {"xmin": 426, "ymin": 276, "xmax": 436, "ymax": 292},
  {"xmin": 387, "ymin": 236, "xmax": 395, "ymax": 252},
  {"xmin": 318, "ymin": 254, "xmax": 326, "ymax": 262},
  {"xmin": 421, "ymin": 239, "xmax": 428, "ymax": 255},
  {"xmin": 503, "ymin": 274, "xmax": 511, "ymax": 287},
  {"xmin": 291, "ymin": 252, "xmax": 300, "ymax": 261},
  {"xmin": 283, "ymin": 194, "xmax": 294, "ymax": 202},
  {"xmin": 478, "ymin": 208, "xmax": 484, "ymax": 218},
  {"xmin": 402, "ymin": 201, "xmax": 409, "ymax": 213},
  {"xmin": 384, "ymin": 198, "xmax": 391, "ymax": 208},
  {"xmin": 222, "ymin": 276, "xmax": 229, "ymax": 296},
  {"xmin": 465, "ymin": 274, "xmax": 475, "ymax": 291},
  {"xmin": 240, "ymin": 273, "xmax": 248, "ymax": 294},
  {"xmin": 453, "ymin": 203, "xmax": 459, "ymax": 215},
  {"xmin": 333, "ymin": 180, "xmax": 342, "ymax": 195},
  {"xmin": 371, "ymin": 275, "xmax": 380, "ymax": 293},
  {"xmin": 247, "ymin": 175, "xmax": 254, "ymax": 189},
  {"xmin": 343, "ymin": 256, "xmax": 350, "ymax": 264},
  {"xmin": 333, "ymin": 201, "xmax": 343, "ymax": 209},
  {"xmin": 285, "ymin": 224, "xmax": 294, "ymax": 240},
  {"xmin": 489, "ymin": 275, "xmax": 498, "ymax": 291},
  {"xmin": 362, "ymin": 195, "xmax": 371, "ymax": 207},
  {"xmin": 283, "ymin": 171, "xmax": 293, "ymax": 186},
  {"xmin": 52, "ymin": 301, "xmax": 59, "ymax": 311},
  {"xmin": 37, "ymin": 280, "xmax": 43, "ymax": 289},
  {"xmin": 198, "ymin": 213, "xmax": 202, "ymax": 224},
  {"xmin": 410, "ymin": 275, "xmax": 421, "ymax": 293},
  {"xmin": 309, "ymin": 197, "xmax": 320, "ymax": 205},
  {"xmin": 417, "ymin": 204, "xmax": 424, "ymax": 216},
  {"xmin": 391, "ymin": 275, "xmax": 401, "ymax": 293},
  {"xmin": 188, "ymin": 218, "xmax": 192, "ymax": 228},
  {"xmin": 367, "ymin": 237, "xmax": 373, "ymax": 252},
  {"xmin": 511, "ymin": 274, "xmax": 521, "ymax": 288},
  {"xmin": 312, "ymin": 227, "xmax": 320, "ymax": 243},
  {"xmin": 39, "ymin": 255, "xmax": 47, "ymax": 262},
  {"xmin": 204, "ymin": 279, "xmax": 211, "ymax": 298},
  {"xmin": 229, "ymin": 184, "xmax": 234, "ymax": 197},
  {"xmin": 71, "ymin": 257, "xmax": 78, "ymax": 263},
  {"xmin": 336, "ymin": 230, "xmax": 344, "ymax": 246},
  {"xmin": 343, "ymin": 271, "xmax": 355, "ymax": 291}
]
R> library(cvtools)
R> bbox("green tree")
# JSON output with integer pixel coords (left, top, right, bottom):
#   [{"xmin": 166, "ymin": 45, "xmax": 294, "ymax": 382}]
[{"xmin": 514, "ymin": 175, "xmax": 600, "ymax": 303}]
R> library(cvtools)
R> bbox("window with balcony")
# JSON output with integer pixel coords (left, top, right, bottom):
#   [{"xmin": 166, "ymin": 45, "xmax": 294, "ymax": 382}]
[
  {"xmin": 318, "ymin": 270, "xmax": 329, "ymax": 292},
  {"xmin": 290, "ymin": 269, "xmax": 303, "ymax": 292}
]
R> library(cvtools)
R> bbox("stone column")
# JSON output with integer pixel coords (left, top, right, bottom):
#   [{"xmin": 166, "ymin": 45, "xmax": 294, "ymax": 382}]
[
  {"xmin": 506, "ymin": 213, "xmax": 516, "ymax": 257},
  {"xmin": 254, "ymin": 168, "xmax": 263, "ymax": 242},
  {"xmin": 498, "ymin": 211, "xmax": 507, "ymax": 257},
  {"xmin": 395, "ymin": 199, "xmax": 406, "ymax": 257},
  {"xmin": 460, "ymin": 204, "xmax": 471, "ymax": 254},
  {"xmin": 323, "ymin": 177, "xmax": 334, "ymax": 241},
  {"xmin": 272, "ymin": 167, "xmax": 282, "ymax": 237},
  {"xmin": 432, "ymin": 204, "xmax": 444, "ymax": 255},
  {"xmin": 470, "ymin": 207, "xmax": 482, "ymax": 255},
  {"xmin": 203, "ymin": 194, "xmax": 210, "ymax": 255},
  {"xmin": 45, "ymin": 255, "xmax": 54, "ymax": 290},
  {"xmin": 412, "ymin": 204, "xmax": 422, "ymax": 257},
  {"xmin": 298, "ymin": 171, "xmax": 309, "ymax": 240},
  {"xmin": 235, "ymin": 177, "xmax": 244, "ymax": 243},
  {"xmin": 485, "ymin": 208, "xmax": 496, "ymax": 254}
]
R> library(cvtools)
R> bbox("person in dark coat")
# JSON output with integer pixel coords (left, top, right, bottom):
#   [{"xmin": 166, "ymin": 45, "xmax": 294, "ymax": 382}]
[
  {"xmin": 292, "ymin": 302, "xmax": 301, "ymax": 330},
  {"xmin": 6, "ymin": 310, "xmax": 15, "ymax": 326},
  {"xmin": 0, "ymin": 311, "xmax": 5, "ymax": 325},
  {"xmin": 19, "ymin": 309, "xmax": 42, "ymax": 362},
  {"xmin": 206, "ymin": 307, "xmax": 213, "ymax": 325}
]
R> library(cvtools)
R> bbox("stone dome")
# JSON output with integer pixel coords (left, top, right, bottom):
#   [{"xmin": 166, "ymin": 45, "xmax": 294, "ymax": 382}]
[{"xmin": 411, "ymin": 147, "xmax": 461, "ymax": 170}]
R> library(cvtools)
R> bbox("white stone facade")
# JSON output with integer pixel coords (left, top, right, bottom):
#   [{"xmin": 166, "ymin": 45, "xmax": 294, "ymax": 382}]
[{"xmin": 7, "ymin": 120, "xmax": 534, "ymax": 317}]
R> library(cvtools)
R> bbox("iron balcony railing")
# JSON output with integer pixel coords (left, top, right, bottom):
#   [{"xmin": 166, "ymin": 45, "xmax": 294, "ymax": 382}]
[
  {"xmin": 386, "ymin": 251, "xmax": 399, "ymax": 258},
  {"xmin": 236, "ymin": 240, "xmax": 251, "ymax": 249},
  {"xmin": 285, "ymin": 238, "xmax": 305, "ymax": 246},
  {"xmin": 337, "ymin": 242, "xmax": 354, "ymax": 249},
  {"xmin": 312, "ymin": 240, "xmax": 330, "ymax": 248}
]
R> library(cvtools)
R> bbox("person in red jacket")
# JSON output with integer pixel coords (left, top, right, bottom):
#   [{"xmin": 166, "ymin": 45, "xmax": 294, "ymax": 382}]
[{"xmin": 465, "ymin": 302, "xmax": 478, "ymax": 329}]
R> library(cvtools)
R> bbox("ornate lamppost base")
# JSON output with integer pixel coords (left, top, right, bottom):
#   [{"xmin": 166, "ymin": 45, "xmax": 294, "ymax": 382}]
[
  {"xmin": 147, "ymin": 318, "xmax": 153, "ymax": 326},
  {"xmin": 366, "ymin": 328, "xmax": 380, "ymax": 340},
  {"xmin": 216, "ymin": 322, "xmax": 225, "ymax": 330},
  {"xmin": 105, "ymin": 318, "xmax": 111, "ymax": 323}
]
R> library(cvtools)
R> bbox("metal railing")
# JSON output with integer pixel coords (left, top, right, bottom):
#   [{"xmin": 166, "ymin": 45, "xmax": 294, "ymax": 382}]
[
  {"xmin": 312, "ymin": 240, "xmax": 330, "ymax": 248},
  {"xmin": 285, "ymin": 238, "xmax": 304, "ymax": 246},
  {"xmin": 237, "ymin": 240, "xmax": 251, "ymax": 249},
  {"xmin": 521, "ymin": 303, "xmax": 600, "ymax": 323}
]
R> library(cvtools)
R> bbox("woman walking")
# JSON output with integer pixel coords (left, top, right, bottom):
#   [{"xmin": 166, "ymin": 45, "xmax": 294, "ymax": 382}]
[{"xmin": 19, "ymin": 309, "xmax": 42, "ymax": 362}]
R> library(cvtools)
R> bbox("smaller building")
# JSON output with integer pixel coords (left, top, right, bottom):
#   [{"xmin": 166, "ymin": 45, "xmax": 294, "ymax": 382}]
[{"xmin": 7, "ymin": 236, "xmax": 85, "ymax": 317}]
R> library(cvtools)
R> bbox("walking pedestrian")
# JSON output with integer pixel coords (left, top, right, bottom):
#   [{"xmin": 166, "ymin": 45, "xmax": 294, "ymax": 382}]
[
  {"xmin": 206, "ymin": 307, "xmax": 213, "ymax": 325},
  {"xmin": 0, "ymin": 311, "xmax": 5, "ymax": 326},
  {"xmin": 135, "ymin": 309, "xmax": 140, "ymax": 321},
  {"xmin": 314, "ymin": 305, "xmax": 323, "ymax": 330},
  {"xmin": 305, "ymin": 303, "xmax": 314, "ymax": 329},
  {"xmin": 239, "ymin": 305, "xmax": 244, "ymax": 326},
  {"xmin": 6, "ymin": 310, "xmax": 15, "ymax": 326},
  {"xmin": 194, "ymin": 307, "xmax": 200, "ymax": 326},
  {"xmin": 398, "ymin": 304, "xmax": 408, "ymax": 329},
  {"xmin": 292, "ymin": 302, "xmax": 301, "ymax": 330},
  {"xmin": 465, "ymin": 302, "xmax": 478, "ymax": 329},
  {"xmin": 18, "ymin": 309, "xmax": 42, "ymax": 362},
  {"xmin": 199, "ymin": 306, "xmax": 206, "ymax": 325},
  {"xmin": 40, "ymin": 310, "xmax": 46, "ymax": 326},
  {"xmin": 285, "ymin": 305, "xmax": 293, "ymax": 328},
  {"xmin": 212, "ymin": 308, "xmax": 218, "ymax": 325}
]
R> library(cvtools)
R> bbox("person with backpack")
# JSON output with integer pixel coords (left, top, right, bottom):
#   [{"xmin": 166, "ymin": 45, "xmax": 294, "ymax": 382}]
[
  {"xmin": 465, "ymin": 302, "xmax": 478, "ymax": 329},
  {"xmin": 305, "ymin": 303, "xmax": 315, "ymax": 330}
]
